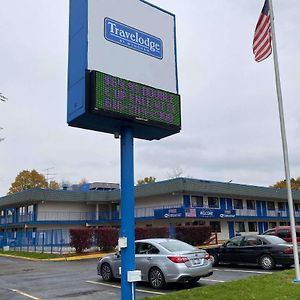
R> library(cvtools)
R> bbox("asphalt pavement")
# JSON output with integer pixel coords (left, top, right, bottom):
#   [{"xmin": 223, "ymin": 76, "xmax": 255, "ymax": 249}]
[{"xmin": 0, "ymin": 256, "xmax": 279, "ymax": 300}]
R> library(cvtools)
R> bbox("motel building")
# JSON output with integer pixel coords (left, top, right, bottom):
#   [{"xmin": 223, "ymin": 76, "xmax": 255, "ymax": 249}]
[{"xmin": 1, "ymin": 178, "xmax": 300, "ymax": 246}]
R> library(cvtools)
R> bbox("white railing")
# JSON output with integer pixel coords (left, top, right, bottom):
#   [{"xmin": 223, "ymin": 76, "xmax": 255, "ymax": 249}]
[
  {"xmin": 235, "ymin": 209, "xmax": 257, "ymax": 217},
  {"xmin": 267, "ymin": 210, "xmax": 288, "ymax": 217}
]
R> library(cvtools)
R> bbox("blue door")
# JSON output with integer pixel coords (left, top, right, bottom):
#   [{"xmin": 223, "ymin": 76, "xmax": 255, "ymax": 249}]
[{"xmin": 228, "ymin": 221, "xmax": 235, "ymax": 238}]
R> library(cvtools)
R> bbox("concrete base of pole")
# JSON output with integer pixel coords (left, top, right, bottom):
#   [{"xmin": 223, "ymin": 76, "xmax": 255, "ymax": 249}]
[{"xmin": 293, "ymin": 279, "xmax": 300, "ymax": 284}]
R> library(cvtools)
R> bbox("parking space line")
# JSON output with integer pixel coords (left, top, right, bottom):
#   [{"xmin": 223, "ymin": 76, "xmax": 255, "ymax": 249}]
[
  {"xmin": 201, "ymin": 278, "xmax": 225, "ymax": 283},
  {"xmin": 9, "ymin": 289, "xmax": 42, "ymax": 300},
  {"xmin": 86, "ymin": 280, "xmax": 166, "ymax": 295},
  {"xmin": 213, "ymin": 268, "xmax": 273, "ymax": 275}
]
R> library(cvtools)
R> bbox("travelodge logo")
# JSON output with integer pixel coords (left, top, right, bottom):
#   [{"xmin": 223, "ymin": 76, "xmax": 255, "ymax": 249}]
[{"xmin": 104, "ymin": 18, "xmax": 163, "ymax": 59}]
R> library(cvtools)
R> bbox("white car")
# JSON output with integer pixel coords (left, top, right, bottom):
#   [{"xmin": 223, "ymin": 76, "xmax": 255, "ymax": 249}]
[{"xmin": 97, "ymin": 238, "xmax": 213, "ymax": 289}]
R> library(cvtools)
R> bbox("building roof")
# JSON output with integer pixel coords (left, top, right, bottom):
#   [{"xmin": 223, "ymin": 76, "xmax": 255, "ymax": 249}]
[{"xmin": 0, "ymin": 178, "xmax": 300, "ymax": 208}]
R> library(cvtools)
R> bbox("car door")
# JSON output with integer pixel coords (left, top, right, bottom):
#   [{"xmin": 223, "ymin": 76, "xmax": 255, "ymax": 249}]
[
  {"xmin": 135, "ymin": 242, "xmax": 159, "ymax": 281},
  {"xmin": 238, "ymin": 236, "xmax": 264, "ymax": 264},
  {"xmin": 219, "ymin": 236, "xmax": 243, "ymax": 263}
]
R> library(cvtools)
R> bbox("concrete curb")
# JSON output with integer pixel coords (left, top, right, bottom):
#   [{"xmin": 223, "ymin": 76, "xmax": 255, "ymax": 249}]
[{"xmin": 0, "ymin": 252, "xmax": 111, "ymax": 262}]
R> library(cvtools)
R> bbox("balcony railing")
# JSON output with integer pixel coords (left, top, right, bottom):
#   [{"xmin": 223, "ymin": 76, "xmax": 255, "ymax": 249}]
[
  {"xmin": 235, "ymin": 209, "xmax": 257, "ymax": 217},
  {"xmin": 267, "ymin": 210, "xmax": 288, "ymax": 217},
  {"xmin": 0, "ymin": 205, "xmax": 299, "ymax": 226}
]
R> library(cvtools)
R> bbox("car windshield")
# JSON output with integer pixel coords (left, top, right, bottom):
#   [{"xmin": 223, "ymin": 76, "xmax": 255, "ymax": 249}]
[
  {"xmin": 158, "ymin": 240, "xmax": 197, "ymax": 252},
  {"xmin": 263, "ymin": 235, "xmax": 287, "ymax": 244}
]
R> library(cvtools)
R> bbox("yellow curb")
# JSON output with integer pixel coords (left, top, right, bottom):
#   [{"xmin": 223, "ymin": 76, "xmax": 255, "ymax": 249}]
[
  {"xmin": 0, "ymin": 252, "xmax": 112, "ymax": 262},
  {"xmin": 0, "ymin": 253, "xmax": 40, "ymax": 261},
  {"xmin": 48, "ymin": 253, "xmax": 107, "ymax": 261}
]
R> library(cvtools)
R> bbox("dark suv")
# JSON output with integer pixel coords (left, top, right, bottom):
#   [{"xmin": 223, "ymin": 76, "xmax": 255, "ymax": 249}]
[{"xmin": 263, "ymin": 226, "xmax": 300, "ymax": 244}]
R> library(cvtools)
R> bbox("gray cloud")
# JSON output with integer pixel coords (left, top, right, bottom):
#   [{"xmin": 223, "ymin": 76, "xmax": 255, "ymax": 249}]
[{"xmin": 0, "ymin": 0, "xmax": 300, "ymax": 195}]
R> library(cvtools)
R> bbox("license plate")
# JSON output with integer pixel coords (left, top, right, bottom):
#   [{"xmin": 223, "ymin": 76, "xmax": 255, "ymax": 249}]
[{"xmin": 193, "ymin": 258, "xmax": 202, "ymax": 265}]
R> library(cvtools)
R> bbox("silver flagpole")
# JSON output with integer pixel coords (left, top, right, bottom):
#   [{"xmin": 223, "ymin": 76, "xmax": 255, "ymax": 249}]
[{"xmin": 269, "ymin": 0, "xmax": 300, "ymax": 282}]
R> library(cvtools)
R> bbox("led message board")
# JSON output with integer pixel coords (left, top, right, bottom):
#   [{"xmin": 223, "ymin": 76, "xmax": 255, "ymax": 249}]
[
  {"xmin": 90, "ymin": 71, "xmax": 181, "ymax": 131},
  {"xmin": 67, "ymin": 0, "xmax": 180, "ymax": 140}
]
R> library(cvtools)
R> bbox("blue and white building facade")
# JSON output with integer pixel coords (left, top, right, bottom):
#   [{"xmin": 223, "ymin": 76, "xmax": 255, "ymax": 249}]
[{"xmin": 1, "ymin": 178, "xmax": 300, "ymax": 242}]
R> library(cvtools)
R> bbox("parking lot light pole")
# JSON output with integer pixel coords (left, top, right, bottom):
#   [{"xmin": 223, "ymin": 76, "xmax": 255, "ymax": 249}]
[{"xmin": 120, "ymin": 127, "xmax": 136, "ymax": 300}]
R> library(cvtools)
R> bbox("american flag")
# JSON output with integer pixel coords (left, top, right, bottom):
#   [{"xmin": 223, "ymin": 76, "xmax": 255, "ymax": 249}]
[{"xmin": 253, "ymin": 0, "xmax": 272, "ymax": 62}]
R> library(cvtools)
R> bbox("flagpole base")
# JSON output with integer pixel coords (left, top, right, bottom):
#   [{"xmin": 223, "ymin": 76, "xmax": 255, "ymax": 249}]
[{"xmin": 293, "ymin": 279, "xmax": 300, "ymax": 284}]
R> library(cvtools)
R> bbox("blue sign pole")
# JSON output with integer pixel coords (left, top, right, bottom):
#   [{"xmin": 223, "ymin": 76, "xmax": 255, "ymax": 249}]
[{"xmin": 120, "ymin": 127, "xmax": 135, "ymax": 300}]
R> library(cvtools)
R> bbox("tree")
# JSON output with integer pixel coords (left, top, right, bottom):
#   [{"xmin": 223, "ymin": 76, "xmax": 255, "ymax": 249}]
[
  {"xmin": 271, "ymin": 177, "xmax": 300, "ymax": 190},
  {"xmin": 137, "ymin": 176, "xmax": 156, "ymax": 185},
  {"xmin": 8, "ymin": 169, "xmax": 60, "ymax": 195},
  {"xmin": 48, "ymin": 180, "xmax": 60, "ymax": 190}
]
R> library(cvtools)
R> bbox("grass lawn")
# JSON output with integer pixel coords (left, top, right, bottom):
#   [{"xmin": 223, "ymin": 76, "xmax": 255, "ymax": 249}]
[
  {"xmin": 144, "ymin": 269, "xmax": 300, "ymax": 300},
  {"xmin": 0, "ymin": 250, "xmax": 73, "ymax": 259}
]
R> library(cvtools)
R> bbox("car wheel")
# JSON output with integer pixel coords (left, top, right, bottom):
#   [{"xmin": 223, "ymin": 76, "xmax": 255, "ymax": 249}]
[
  {"xmin": 149, "ymin": 267, "xmax": 165, "ymax": 289},
  {"xmin": 210, "ymin": 254, "xmax": 219, "ymax": 266},
  {"xmin": 188, "ymin": 276, "xmax": 201, "ymax": 285},
  {"xmin": 259, "ymin": 255, "xmax": 275, "ymax": 270},
  {"xmin": 101, "ymin": 263, "xmax": 114, "ymax": 281}
]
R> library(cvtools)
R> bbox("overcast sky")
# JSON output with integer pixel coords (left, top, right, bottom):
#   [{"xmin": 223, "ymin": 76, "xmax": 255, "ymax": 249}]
[{"xmin": 0, "ymin": 0, "xmax": 300, "ymax": 196}]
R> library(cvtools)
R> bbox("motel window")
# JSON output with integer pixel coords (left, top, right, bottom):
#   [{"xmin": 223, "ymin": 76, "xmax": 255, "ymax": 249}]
[
  {"xmin": 19, "ymin": 207, "xmax": 26, "ymax": 215},
  {"xmin": 269, "ymin": 222, "xmax": 277, "ymax": 229},
  {"xmin": 267, "ymin": 201, "xmax": 275, "ymax": 210},
  {"xmin": 246, "ymin": 200, "xmax": 256, "ymax": 210},
  {"xmin": 233, "ymin": 199, "xmax": 243, "ymax": 209},
  {"xmin": 191, "ymin": 196, "xmax": 204, "ymax": 207},
  {"xmin": 248, "ymin": 222, "xmax": 257, "ymax": 232},
  {"xmin": 235, "ymin": 222, "xmax": 245, "ymax": 233},
  {"xmin": 192, "ymin": 221, "xmax": 205, "ymax": 226},
  {"xmin": 279, "ymin": 222, "xmax": 288, "ymax": 226},
  {"xmin": 28, "ymin": 205, "xmax": 34, "ymax": 214},
  {"xmin": 208, "ymin": 197, "xmax": 219, "ymax": 209},
  {"xmin": 210, "ymin": 221, "xmax": 221, "ymax": 233},
  {"xmin": 294, "ymin": 203, "xmax": 300, "ymax": 211},
  {"xmin": 277, "ymin": 202, "xmax": 286, "ymax": 211}
]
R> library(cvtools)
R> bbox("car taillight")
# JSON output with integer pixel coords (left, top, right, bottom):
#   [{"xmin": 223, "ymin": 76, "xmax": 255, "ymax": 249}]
[
  {"xmin": 283, "ymin": 247, "xmax": 293, "ymax": 254},
  {"xmin": 168, "ymin": 256, "xmax": 189, "ymax": 263},
  {"xmin": 204, "ymin": 253, "xmax": 210, "ymax": 260}
]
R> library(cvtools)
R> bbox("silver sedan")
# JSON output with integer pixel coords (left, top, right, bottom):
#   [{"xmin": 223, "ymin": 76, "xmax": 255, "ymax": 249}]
[{"xmin": 97, "ymin": 238, "xmax": 213, "ymax": 289}]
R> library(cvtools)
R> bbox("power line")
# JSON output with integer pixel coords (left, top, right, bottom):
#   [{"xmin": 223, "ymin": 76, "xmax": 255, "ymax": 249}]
[
  {"xmin": 0, "ymin": 94, "xmax": 6, "ymax": 142},
  {"xmin": 0, "ymin": 93, "xmax": 8, "ymax": 102}
]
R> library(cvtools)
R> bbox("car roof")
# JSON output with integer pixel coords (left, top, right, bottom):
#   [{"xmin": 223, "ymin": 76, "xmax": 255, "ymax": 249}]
[
  {"xmin": 135, "ymin": 238, "xmax": 179, "ymax": 243},
  {"xmin": 266, "ymin": 226, "xmax": 300, "ymax": 230}
]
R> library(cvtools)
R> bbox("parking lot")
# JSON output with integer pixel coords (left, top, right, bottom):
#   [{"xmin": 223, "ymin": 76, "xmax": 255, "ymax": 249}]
[{"xmin": 0, "ymin": 256, "xmax": 283, "ymax": 300}]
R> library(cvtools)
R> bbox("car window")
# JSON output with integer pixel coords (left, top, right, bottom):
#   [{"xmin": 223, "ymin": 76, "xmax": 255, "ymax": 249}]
[
  {"xmin": 135, "ymin": 242, "xmax": 159, "ymax": 255},
  {"xmin": 262, "ymin": 235, "xmax": 287, "ymax": 244},
  {"xmin": 159, "ymin": 240, "xmax": 197, "ymax": 252},
  {"xmin": 243, "ymin": 236, "xmax": 261, "ymax": 246},
  {"xmin": 277, "ymin": 229, "xmax": 290, "ymax": 239},
  {"xmin": 264, "ymin": 229, "xmax": 275, "ymax": 236},
  {"xmin": 226, "ymin": 236, "xmax": 242, "ymax": 247}
]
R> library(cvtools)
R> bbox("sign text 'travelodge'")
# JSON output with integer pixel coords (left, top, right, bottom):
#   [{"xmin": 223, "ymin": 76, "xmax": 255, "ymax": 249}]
[{"xmin": 104, "ymin": 18, "xmax": 163, "ymax": 59}]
